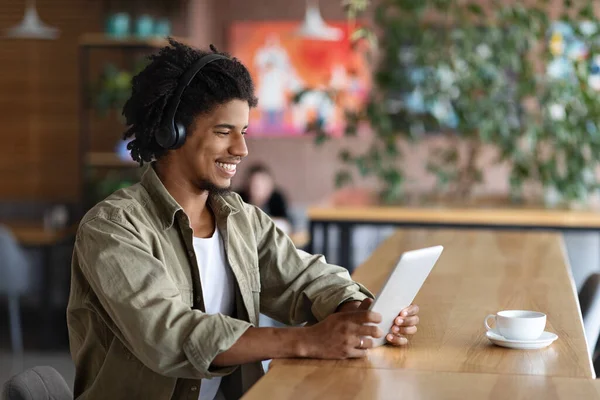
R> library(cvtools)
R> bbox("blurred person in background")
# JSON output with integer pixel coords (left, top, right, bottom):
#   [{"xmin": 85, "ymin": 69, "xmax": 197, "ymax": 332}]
[
  {"xmin": 237, "ymin": 163, "xmax": 291, "ymax": 234},
  {"xmin": 67, "ymin": 39, "xmax": 420, "ymax": 400}
]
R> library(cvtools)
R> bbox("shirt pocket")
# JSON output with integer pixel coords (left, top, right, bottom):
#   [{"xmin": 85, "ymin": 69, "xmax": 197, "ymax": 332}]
[{"xmin": 176, "ymin": 285, "xmax": 194, "ymax": 307}]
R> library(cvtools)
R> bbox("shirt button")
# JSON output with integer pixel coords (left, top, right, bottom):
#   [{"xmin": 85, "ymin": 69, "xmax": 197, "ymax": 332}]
[
  {"xmin": 191, "ymin": 386, "xmax": 198, "ymax": 392},
  {"xmin": 188, "ymin": 250, "xmax": 195, "ymax": 258},
  {"xmin": 196, "ymin": 296, "xmax": 202, "ymax": 303}
]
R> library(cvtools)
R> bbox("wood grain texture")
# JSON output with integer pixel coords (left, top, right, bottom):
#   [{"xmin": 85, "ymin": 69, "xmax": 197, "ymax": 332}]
[
  {"xmin": 289, "ymin": 230, "xmax": 309, "ymax": 248},
  {"xmin": 273, "ymin": 229, "xmax": 593, "ymax": 378},
  {"xmin": 85, "ymin": 152, "xmax": 137, "ymax": 168},
  {"xmin": 0, "ymin": 0, "xmax": 103, "ymax": 200},
  {"xmin": 0, "ymin": 1, "xmax": 187, "ymax": 202},
  {"xmin": 79, "ymin": 33, "xmax": 190, "ymax": 48},
  {"xmin": 307, "ymin": 206, "xmax": 600, "ymax": 228},
  {"xmin": 4, "ymin": 221, "xmax": 77, "ymax": 246},
  {"xmin": 243, "ymin": 365, "xmax": 600, "ymax": 400}
]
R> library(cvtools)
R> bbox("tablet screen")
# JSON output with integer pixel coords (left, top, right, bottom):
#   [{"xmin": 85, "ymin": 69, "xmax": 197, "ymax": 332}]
[{"xmin": 368, "ymin": 245, "xmax": 444, "ymax": 347}]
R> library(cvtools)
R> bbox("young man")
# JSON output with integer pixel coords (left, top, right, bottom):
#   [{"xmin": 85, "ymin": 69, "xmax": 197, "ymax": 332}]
[{"xmin": 67, "ymin": 39, "xmax": 420, "ymax": 400}]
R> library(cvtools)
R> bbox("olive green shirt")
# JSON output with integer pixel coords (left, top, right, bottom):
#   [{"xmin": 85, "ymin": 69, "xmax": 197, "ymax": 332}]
[{"xmin": 67, "ymin": 164, "xmax": 372, "ymax": 400}]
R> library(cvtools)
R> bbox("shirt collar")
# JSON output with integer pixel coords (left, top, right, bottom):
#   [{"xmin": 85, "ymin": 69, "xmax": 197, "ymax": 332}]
[{"xmin": 141, "ymin": 163, "xmax": 239, "ymax": 230}]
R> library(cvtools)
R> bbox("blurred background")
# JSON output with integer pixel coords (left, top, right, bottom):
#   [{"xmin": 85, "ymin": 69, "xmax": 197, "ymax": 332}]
[{"xmin": 3, "ymin": 0, "xmax": 600, "ymax": 390}]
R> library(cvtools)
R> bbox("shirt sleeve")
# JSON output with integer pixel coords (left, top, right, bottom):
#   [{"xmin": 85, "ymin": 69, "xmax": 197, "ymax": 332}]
[
  {"xmin": 246, "ymin": 203, "xmax": 374, "ymax": 325},
  {"xmin": 75, "ymin": 216, "xmax": 253, "ymax": 379}
]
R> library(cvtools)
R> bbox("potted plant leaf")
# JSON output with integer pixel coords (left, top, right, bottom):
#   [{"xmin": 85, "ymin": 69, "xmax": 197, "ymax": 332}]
[{"xmin": 332, "ymin": 0, "xmax": 600, "ymax": 207}]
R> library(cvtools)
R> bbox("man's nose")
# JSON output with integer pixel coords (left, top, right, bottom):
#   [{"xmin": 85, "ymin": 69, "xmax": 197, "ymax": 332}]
[{"xmin": 230, "ymin": 132, "xmax": 248, "ymax": 158}]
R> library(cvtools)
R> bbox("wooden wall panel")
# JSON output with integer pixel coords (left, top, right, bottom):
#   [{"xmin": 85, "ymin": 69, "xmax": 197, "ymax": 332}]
[
  {"xmin": 0, "ymin": 0, "xmax": 103, "ymax": 201},
  {"xmin": 0, "ymin": 0, "xmax": 188, "ymax": 204}
]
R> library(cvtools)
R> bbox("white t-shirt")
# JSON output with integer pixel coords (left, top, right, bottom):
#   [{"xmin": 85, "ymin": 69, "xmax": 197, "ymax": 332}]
[{"xmin": 193, "ymin": 228, "xmax": 235, "ymax": 400}]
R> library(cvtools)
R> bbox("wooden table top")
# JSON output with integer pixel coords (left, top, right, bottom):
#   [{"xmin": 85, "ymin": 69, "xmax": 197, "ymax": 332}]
[
  {"xmin": 244, "ymin": 365, "xmax": 600, "ymax": 399},
  {"xmin": 307, "ymin": 205, "xmax": 600, "ymax": 229},
  {"xmin": 289, "ymin": 230, "xmax": 309, "ymax": 248},
  {"xmin": 260, "ymin": 228, "xmax": 593, "ymax": 397},
  {"xmin": 3, "ymin": 221, "xmax": 78, "ymax": 246}
]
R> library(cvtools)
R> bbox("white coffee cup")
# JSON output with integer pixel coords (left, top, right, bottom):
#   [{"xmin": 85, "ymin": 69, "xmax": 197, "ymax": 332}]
[{"xmin": 484, "ymin": 310, "xmax": 546, "ymax": 341}]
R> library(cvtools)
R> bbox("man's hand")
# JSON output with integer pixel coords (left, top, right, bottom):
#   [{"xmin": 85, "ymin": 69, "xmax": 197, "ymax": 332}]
[
  {"xmin": 386, "ymin": 303, "xmax": 420, "ymax": 346},
  {"xmin": 213, "ymin": 300, "xmax": 419, "ymax": 367},
  {"xmin": 299, "ymin": 301, "xmax": 383, "ymax": 359},
  {"xmin": 337, "ymin": 298, "xmax": 420, "ymax": 346}
]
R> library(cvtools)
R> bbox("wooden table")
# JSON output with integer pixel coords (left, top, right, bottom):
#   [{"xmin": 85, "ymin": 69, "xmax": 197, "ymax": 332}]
[
  {"xmin": 2, "ymin": 221, "xmax": 78, "ymax": 347},
  {"xmin": 245, "ymin": 366, "xmax": 600, "ymax": 399},
  {"xmin": 307, "ymin": 204, "xmax": 600, "ymax": 271},
  {"xmin": 289, "ymin": 230, "xmax": 309, "ymax": 249},
  {"xmin": 243, "ymin": 229, "xmax": 596, "ymax": 399},
  {"xmin": 5, "ymin": 221, "xmax": 78, "ymax": 246}
]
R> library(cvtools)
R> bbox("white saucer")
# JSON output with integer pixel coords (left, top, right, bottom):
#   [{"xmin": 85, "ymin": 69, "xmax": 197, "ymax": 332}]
[{"xmin": 486, "ymin": 330, "xmax": 558, "ymax": 350}]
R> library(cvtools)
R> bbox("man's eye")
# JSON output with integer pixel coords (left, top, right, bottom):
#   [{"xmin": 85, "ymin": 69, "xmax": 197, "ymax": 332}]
[
  {"xmin": 216, "ymin": 131, "xmax": 228, "ymax": 135},
  {"xmin": 242, "ymin": 131, "xmax": 248, "ymax": 135}
]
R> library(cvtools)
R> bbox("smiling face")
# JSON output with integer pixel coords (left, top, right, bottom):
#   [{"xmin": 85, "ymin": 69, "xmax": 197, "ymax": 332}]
[{"xmin": 176, "ymin": 99, "xmax": 250, "ymax": 194}]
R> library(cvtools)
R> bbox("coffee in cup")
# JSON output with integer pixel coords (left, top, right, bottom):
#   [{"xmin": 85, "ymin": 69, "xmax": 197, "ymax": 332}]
[{"xmin": 484, "ymin": 310, "xmax": 546, "ymax": 341}]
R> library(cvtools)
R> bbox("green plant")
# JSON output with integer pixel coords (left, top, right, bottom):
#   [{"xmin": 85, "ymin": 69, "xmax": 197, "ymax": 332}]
[
  {"xmin": 331, "ymin": 0, "xmax": 600, "ymax": 206},
  {"xmin": 93, "ymin": 59, "xmax": 148, "ymax": 118},
  {"xmin": 85, "ymin": 168, "xmax": 141, "ymax": 206}
]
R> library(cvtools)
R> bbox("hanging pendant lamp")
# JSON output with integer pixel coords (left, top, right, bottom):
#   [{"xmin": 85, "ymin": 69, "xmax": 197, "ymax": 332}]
[
  {"xmin": 5, "ymin": 0, "xmax": 60, "ymax": 40},
  {"xmin": 296, "ymin": 0, "xmax": 342, "ymax": 41}
]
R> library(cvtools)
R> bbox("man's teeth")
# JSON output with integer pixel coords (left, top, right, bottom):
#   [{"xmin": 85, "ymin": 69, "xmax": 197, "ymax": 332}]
[{"xmin": 216, "ymin": 162, "xmax": 236, "ymax": 171}]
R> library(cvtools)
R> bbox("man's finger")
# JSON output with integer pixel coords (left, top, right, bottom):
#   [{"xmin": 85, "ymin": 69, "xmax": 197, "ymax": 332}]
[
  {"xmin": 396, "ymin": 325, "xmax": 417, "ymax": 335},
  {"xmin": 400, "ymin": 304, "xmax": 420, "ymax": 317},
  {"xmin": 347, "ymin": 348, "xmax": 369, "ymax": 358},
  {"xmin": 356, "ymin": 336, "xmax": 375, "ymax": 349},
  {"xmin": 357, "ymin": 324, "xmax": 384, "ymax": 339},
  {"xmin": 386, "ymin": 333, "xmax": 408, "ymax": 346},
  {"xmin": 397, "ymin": 315, "xmax": 419, "ymax": 327},
  {"xmin": 351, "ymin": 310, "xmax": 382, "ymax": 324},
  {"xmin": 358, "ymin": 298, "xmax": 374, "ymax": 310}
]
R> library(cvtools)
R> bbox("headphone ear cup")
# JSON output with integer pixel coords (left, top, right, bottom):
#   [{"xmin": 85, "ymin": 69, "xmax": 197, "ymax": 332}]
[
  {"xmin": 171, "ymin": 122, "xmax": 187, "ymax": 149},
  {"xmin": 156, "ymin": 53, "xmax": 228, "ymax": 151},
  {"xmin": 155, "ymin": 126, "xmax": 174, "ymax": 149}
]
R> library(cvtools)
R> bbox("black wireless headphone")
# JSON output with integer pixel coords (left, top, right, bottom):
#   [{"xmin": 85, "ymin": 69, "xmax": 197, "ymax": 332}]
[{"xmin": 155, "ymin": 53, "xmax": 230, "ymax": 150}]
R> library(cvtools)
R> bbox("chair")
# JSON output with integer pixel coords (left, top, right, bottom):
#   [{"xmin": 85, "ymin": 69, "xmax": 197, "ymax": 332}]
[
  {"xmin": 2, "ymin": 366, "xmax": 72, "ymax": 400},
  {"xmin": 578, "ymin": 272, "xmax": 600, "ymax": 371},
  {"xmin": 0, "ymin": 225, "xmax": 31, "ymax": 355}
]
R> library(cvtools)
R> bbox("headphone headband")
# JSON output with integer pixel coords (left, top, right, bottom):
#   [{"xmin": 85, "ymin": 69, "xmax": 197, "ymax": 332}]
[{"xmin": 157, "ymin": 53, "xmax": 230, "ymax": 149}]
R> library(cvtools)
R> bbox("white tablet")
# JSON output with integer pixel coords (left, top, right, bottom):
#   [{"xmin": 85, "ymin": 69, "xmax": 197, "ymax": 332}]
[{"xmin": 368, "ymin": 245, "xmax": 444, "ymax": 347}]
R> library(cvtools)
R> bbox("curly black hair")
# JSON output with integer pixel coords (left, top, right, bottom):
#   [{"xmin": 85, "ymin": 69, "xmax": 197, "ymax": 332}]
[{"xmin": 122, "ymin": 38, "xmax": 258, "ymax": 165}]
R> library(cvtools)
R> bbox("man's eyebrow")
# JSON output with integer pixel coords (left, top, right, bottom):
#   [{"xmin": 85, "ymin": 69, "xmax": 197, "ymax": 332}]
[{"xmin": 213, "ymin": 124, "xmax": 249, "ymax": 129}]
